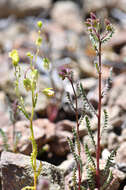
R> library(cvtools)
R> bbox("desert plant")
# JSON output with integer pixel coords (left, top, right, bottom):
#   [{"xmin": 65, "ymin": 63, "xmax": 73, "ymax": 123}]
[
  {"xmin": 59, "ymin": 12, "xmax": 115, "ymax": 190},
  {"xmin": 9, "ymin": 21, "xmax": 54, "ymax": 190}
]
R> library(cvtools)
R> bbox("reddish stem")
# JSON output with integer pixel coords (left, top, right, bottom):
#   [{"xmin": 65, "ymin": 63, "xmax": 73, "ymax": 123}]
[
  {"xmin": 69, "ymin": 78, "xmax": 81, "ymax": 190},
  {"xmin": 96, "ymin": 40, "xmax": 102, "ymax": 189}
]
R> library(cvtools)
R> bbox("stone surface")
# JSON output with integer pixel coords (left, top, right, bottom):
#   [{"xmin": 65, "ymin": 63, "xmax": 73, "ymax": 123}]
[
  {"xmin": 51, "ymin": 1, "xmax": 83, "ymax": 33},
  {"xmin": 0, "ymin": 119, "xmax": 56, "ymax": 154},
  {"xmin": 0, "ymin": 0, "xmax": 52, "ymax": 18},
  {"xmin": 108, "ymin": 132, "xmax": 119, "ymax": 151},
  {"xmin": 0, "ymin": 151, "xmax": 64, "ymax": 190},
  {"xmin": 116, "ymin": 142, "xmax": 126, "ymax": 164},
  {"xmin": 51, "ymin": 120, "xmax": 87, "ymax": 156}
]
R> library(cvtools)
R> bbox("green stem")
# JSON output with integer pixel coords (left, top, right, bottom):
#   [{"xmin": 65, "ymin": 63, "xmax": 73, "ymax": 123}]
[{"xmin": 29, "ymin": 89, "xmax": 37, "ymax": 190}]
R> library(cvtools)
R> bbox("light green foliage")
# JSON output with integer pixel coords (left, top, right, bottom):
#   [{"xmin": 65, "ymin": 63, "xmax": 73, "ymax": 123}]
[
  {"xmin": 103, "ymin": 109, "xmax": 108, "ymax": 130},
  {"xmin": 85, "ymin": 116, "xmax": 96, "ymax": 149},
  {"xmin": 101, "ymin": 170, "xmax": 113, "ymax": 190},
  {"xmin": 36, "ymin": 36, "xmax": 42, "ymax": 46},
  {"xmin": 72, "ymin": 166, "xmax": 77, "ymax": 190},
  {"xmin": 43, "ymin": 57, "xmax": 50, "ymax": 70},
  {"xmin": 84, "ymin": 144, "xmax": 96, "ymax": 169},
  {"xmin": 86, "ymin": 165, "xmax": 96, "ymax": 190},
  {"xmin": 66, "ymin": 91, "xmax": 75, "ymax": 112},
  {"xmin": 104, "ymin": 149, "xmax": 117, "ymax": 176},
  {"xmin": 9, "ymin": 20, "xmax": 53, "ymax": 190},
  {"xmin": 79, "ymin": 83, "xmax": 97, "ymax": 117},
  {"xmin": 0, "ymin": 128, "xmax": 9, "ymax": 151}
]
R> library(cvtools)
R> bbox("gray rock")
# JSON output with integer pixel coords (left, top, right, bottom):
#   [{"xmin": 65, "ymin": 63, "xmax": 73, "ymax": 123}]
[
  {"xmin": 0, "ymin": 0, "xmax": 52, "ymax": 18},
  {"xmin": 51, "ymin": 1, "xmax": 83, "ymax": 33},
  {"xmin": 0, "ymin": 151, "xmax": 65, "ymax": 190},
  {"xmin": 116, "ymin": 142, "xmax": 126, "ymax": 164}
]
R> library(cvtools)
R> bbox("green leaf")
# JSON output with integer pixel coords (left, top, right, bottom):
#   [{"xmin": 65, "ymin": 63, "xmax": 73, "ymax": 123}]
[
  {"xmin": 104, "ymin": 149, "xmax": 117, "ymax": 176},
  {"xmin": 101, "ymin": 170, "xmax": 113, "ymax": 190},
  {"xmin": 36, "ymin": 37, "xmax": 42, "ymax": 46},
  {"xmin": 36, "ymin": 161, "xmax": 42, "ymax": 178},
  {"xmin": 0, "ymin": 128, "xmax": 9, "ymax": 151},
  {"xmin": 43, "ymin": 58, "xmax": 50, "ymax": 70},
  {"xmin": 79, "ymin": 83, "xmax": 97, "ymax": 117},
  {"xmin": 23, "ymin": 78, "xmax": 32, "ymax": 91},
  {"xmin": 85, "ymin": 116, "xmax": 96, "ymax": 149},
  {"xmin": 84, "ymin": 144, "xmax": 96, "ymax": 169},
  {"xmin": 18, "ymin": 105, "xmax": 30, "ymax": 120}
]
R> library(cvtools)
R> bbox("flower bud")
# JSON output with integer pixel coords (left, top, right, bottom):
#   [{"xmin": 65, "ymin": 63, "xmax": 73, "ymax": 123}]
[
  {"xmin": 9, "ymin": 49, "xmax": 19, "ymax": 67},
  {"xmin": 105, "ymin": 18, "xmax": 110, "ymax": 26},
  {"xmin": 90, "ymin": 12, "xmax": 97, "ymax": 20},
  {"xmin": 36, "ymin": 37, "xmax": 42, "ymax": 46},
  {"xmin": 23, "ymin": 78, "xmax": 32, "ymax": 91},
  {"xmin": 43, "ymin": 58, "xmax": 50, "ymax": 70},
  {"xmin": 42, "ymin": 88, "xmax": 54, "ymax": 97},
  {"xmin": 37, "ymin": 21, "xmax": 43, "ymax": 28}
]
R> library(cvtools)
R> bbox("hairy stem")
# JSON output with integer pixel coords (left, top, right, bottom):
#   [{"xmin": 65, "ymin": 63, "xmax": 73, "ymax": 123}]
[
  {"xmin": 96, "ymin": 40, "xmax": 102, "ymax": 189},
  {"xmin": 30, "ymin": 89, "xmax": 37, "ymax": 190},
  {"xmin": 69, "ymin": 78, "xmax": 81, "ymax": 190}
]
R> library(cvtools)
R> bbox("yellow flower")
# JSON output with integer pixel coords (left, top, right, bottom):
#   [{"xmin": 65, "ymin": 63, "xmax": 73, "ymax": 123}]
[
  {"xmin": 9, "ymin": 49, "xmax": 19, "ymax": 67},
  {"xmin": 42, "ymin": 88, "xmax": 54, "ymax": 97}
]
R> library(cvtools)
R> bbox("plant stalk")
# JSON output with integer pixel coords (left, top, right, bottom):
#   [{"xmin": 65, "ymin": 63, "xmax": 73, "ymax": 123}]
[
  {"xmin": 96, "ymin": 40, "xmax": 102, "ymax": 189},
  {"xmin": 29, "ymin": 90, "xmax": 37, "ymax": 190},
  {"xmin": 69, "ymin": 78, "xmax": 81, "ymax": 190}
]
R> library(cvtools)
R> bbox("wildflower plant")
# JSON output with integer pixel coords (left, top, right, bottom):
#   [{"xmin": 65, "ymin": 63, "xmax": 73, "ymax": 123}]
[
  {"xmin": 9, "ymin": 21, "xmax": 54, "ymax": 190},
  {"xmin": 59, "ymin": 13, "xmax": 115, "ymax": 190}
]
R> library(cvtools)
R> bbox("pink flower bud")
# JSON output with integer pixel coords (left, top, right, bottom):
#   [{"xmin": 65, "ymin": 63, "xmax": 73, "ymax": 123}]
[
  {"xmin": 90, "ymin": 12, "xmax": 97, "ymax": 20},
  {"xmin": 105, "ymin": 18, "xmax": 110, "ymax": 26}
]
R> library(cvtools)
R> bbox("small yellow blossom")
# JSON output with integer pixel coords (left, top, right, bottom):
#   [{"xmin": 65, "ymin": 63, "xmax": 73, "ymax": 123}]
[
  {"xmin": 42, "ymin": 88, "xmax": 54, "ymax": 97},
  {"xmin": 9, "ymin": 49, "xmax": 19, "ymax": 67}
]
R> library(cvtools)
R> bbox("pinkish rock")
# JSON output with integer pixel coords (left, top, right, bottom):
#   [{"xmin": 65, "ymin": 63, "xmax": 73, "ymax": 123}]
[
  {"xmin": 50, "ymin": 120, "xmax": 87, "ymax": 156},
  {"xmin": 116, "ymin": 142, "xmax": 126, "ymax": 164},
  {"xmin": 0, "ymin": 119, "xmax": 56, "ymax": 154}
]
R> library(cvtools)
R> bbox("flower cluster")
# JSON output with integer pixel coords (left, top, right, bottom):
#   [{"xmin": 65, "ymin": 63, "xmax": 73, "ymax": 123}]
[{"xmin": 59, "ymin": 66, "xmax": 72, "ymax": 80}]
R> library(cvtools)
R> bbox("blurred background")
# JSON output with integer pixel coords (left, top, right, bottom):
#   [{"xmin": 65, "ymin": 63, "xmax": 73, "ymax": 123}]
[{"xmin": 0, "ymin": 0, "xmax": 126, "ymax": 166}]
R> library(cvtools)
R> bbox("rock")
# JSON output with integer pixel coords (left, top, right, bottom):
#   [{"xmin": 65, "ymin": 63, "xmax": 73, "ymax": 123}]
[
  {"xmin": 51, "ymin": 120, "xmax": 73, "ymax": 156},
  {"xmin": 117, "ymin": 0, "xmax": 126, "ymax": 13},
  {"xmin": 0, "ymin": 92, "xmax": 10, "ymax": 128},
  {"xmin": 0, "ymin": 151, "xmax": 65, "ymax": 190},
  {"xmin": 78, "ymin": 55, "xmax": 96, "ymax": 77},
  {"xmin": 83, "ymin": 0, "xmax": 117, "ymax": 13},
  {"xmin": 108, "ymin": 132, "xmax": 119, "ymax": 151},
  {"xmin": 0, "ymin": 119, "xmax": 56, "ymax": 154},
  {"xmin": 102, "ymin": 148, "xmax": 111, "ymax": 160},
  {"xmin": 116, "ymin": 142, "xmax": 126, "ymax": 164},
  {"xmin": 51, "ymin": 120, "xmax": 87, "ymax": 156},
  {"xmin": 58, "ymin": 159, "xmax": 75, "ymax": 176},
  {"xmin": 0, "ymin": 0, "xmax": 52, "ymax": 18},
  {"xmin": 121, "ymin": 128, "xmax": 126, "ymax": 141},
  {"xmin": 80, "ymin": 78, "xmax": 97, "ymax": 91},
  {"xmin": 108, "ymin": 28, "xmax": 126, "ymax": 52},
  {"xmin": 51, "ymin": 1, "xmax": 83, "ymax": 33}
]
